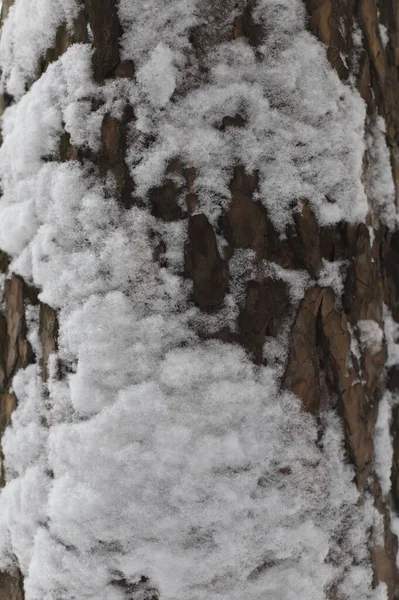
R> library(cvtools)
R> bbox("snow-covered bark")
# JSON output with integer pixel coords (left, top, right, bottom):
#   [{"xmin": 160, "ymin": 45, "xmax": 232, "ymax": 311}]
[{"xmin": 0, "ymin": 0, "xmax": 398, "ymax": 599}]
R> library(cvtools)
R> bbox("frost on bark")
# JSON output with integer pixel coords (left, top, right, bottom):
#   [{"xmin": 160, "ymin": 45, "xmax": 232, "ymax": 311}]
[{"xmin": 0, "ymin": 0, "xmax": 398, "ymax": 599}]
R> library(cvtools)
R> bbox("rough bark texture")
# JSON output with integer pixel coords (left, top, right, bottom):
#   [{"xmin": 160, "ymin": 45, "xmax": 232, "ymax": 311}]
[
  {"xmin": 301, "ymin": 3, "xmax": 399, "ymax": 597},
  {"xmin": 1, "ymin": 0, "xmax": 399, "ymax": 598}
]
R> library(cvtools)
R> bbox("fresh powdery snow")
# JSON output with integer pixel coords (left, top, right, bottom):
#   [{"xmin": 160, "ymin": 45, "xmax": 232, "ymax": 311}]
[
  {"xmin": 123, "ymin": 0, "xmax": 369, "ymax": 230},
  {"xmin": 0, "ymin": 0, "xmax": 394, "ymax": 599},
  {"xmin": 0, "ymin": 0, "xmax": 79, "ymax": 99}
]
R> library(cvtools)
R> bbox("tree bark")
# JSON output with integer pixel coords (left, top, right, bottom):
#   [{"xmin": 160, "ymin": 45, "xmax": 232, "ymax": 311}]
[{"xmin": 0, "ymin": 0, "xmax": 399, "ymax": 598}]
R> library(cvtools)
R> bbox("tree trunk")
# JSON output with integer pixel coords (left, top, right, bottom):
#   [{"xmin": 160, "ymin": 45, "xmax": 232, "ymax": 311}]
[{"xmin": 0, "ymin": 0, "xmax": 398, "ymax": 599}]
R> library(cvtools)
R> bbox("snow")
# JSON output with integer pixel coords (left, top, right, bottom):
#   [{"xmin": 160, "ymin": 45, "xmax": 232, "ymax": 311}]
[
  {"xmin": 374, "ymin": 307, "xmax": 399, "ymax": 500},
  {"xmin": 379, "ymin": 23, "xmax": 389, "ymax": 47},
  {"xmin": 136, "ymin": 43, "xmax": 179, "ymax": 108},
  {"xmin": 390, "ymin": 515, "xmax": 399, "ymax": 568},
  {"xmin": 5, "ymin": 364, "xmax": 382, "ymax": 600},
  {"xmin": 377, "ymin": 9, "xmax": 389, "ymax": 48},
  {"xmin": 118, "ymin": 0, "xmax": 197, "ymax": 68},
  {"xmin": 373, "ymin": 307, "xmax": 399, "ymax": 501},
  {"xmin": 0, "ymin": 272, "xmax": 6, "ymax": 313},
  {"xmin": 0, "ymin": 0, "xmax": 79, "ymax": 99},
  {"xmin": 0, "ymin": 366, "xmax": 49, "ymax": 574},
  {"xmin": 366, "ymin": 116, "xmax": 397, "ymax": 229},
  {"xmin": 318, "ymin": 259, "xmax": 347, "ymax": 301},
  {"xmin": 351, "ymin": 23, "xmax": 364, "ymax": 77},
  {"xmin": 374, "ymin": 391, "xmax": 394, "ymax": 497},
  {"xmin": 24, "ymin": 303, "xmax": 41, "ymax": 361},
  {"xmin": 384, "ymin": 305, "xmax": 399, "ymax": 368},
  {"xmin": 263, "ymin": 262, "xmax": 312, "ymax": 303},
  {"xmin": 0, "ymin": 0, "xmax": 391, "ymax": 599},
  {"xmin": 358, "ymin": 320, "xmax": 384, "ymax": 355},
  {"xmin": 120, "ymin": 0, "xmax": 368, "ymax": 231},
  {"xmin": 130, "ymin": 32, "xmax": 367, "ymax": 229}
]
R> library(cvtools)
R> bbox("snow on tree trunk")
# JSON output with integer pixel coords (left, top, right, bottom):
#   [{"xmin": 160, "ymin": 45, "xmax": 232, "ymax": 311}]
[{"xmin": 0, "ymin": 0, "xmax": 398, "ymax": 599}]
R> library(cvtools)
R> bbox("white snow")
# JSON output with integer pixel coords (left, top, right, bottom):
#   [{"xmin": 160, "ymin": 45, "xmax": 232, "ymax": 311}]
[
  {"xmin": 379, "ymin": 24, "xmax": 389, "ymax": 47},
  {"xmin": 377, "ymin": 10, "xmax": 389, "ymax": 48},
  {"xmin": 373, "ymin": 307, "xmax": 399, "ymax": 503},
  {"xmin": 118, "ymin": 0, "xmax": 197, "ymax": 68},
  {"xmin": 366, "ymin": 116, "xmax": 397, "ymax": 229},
  {"xmin": 358, "ymin": 320, "xmax": 384, "ymax": 355},
  {"xmin": 24, "ymin": 303, "xmax": 41, "ymax": 361},
  {"xmin": 384, "ymin": 305, "xmax": 399, "ymax": 368},
  {"xmin": 351, "ymin": 23, "xmax": 364, "ymax": 77},
  {"xmin": 0, "ymin": 272, "xmax": 6, "ymax": 312},
  {"xmin": 318, "ymin": 259, "xmax": 348, "ymax": 300},
  {"xmin": 0, "ymin": 0, "xmax": 79, "ymax": 99},
  {"xmin": 0, "ymin": 0, "xmax": 390, "ymax": 599},
  {"xmin": 373, "ymin": 307, "xmax": 399, "ymax": 500},
  {"xmin": 136, "ymin": 43, "xmax": 179, "ymax": 108},
  {"xmin": 0, "ymin": 366, "xmax": 49, "ymax": 575},
  {"xmin": 374, "ymin": 391, "xmax": 394, "ymax": 497},
  {"xmin": 121, "ymin": 0, "xmax": 369, "ymax": 231}
]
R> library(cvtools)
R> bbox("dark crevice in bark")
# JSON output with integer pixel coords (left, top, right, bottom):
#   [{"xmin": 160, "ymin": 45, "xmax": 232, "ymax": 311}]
[
  {"xmin": 39, "ymin": 304, "xmax": 59, "ymax": 383},
  {"xmin": 110, "ymin": 573, "xmax": 159, "ymax": 600},
  {"xmin": 233, "ymin": 1, "xmax": 264, "ymax": 47},
  {"xmin": 84, "ymin": 0, "xmax": 122, "ymax": 83},
  {"xmin": 185, "ymin": 213, "xmax": 229, "ymax": 310},
  {"xmin": 99, "ymin": 104, "xmax": 136, "ymax": 209},
  {"xmin": 239, "ymin": 278, "xmax": 289, "ymax": 364},
  {"xmin": 148, "ymin": 159, "xmax": 188, "ymax": 222},
  {"xmin": 0, "ymin": 568, "xmax": 24, "ymax": 600}
]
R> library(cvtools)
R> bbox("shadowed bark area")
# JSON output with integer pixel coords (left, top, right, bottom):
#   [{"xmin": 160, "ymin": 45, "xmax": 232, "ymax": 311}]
[
  {"xmin": 185, "ymin": 213, "xmax": 229, "ymax": 310},
  {"xmin": 0, "ymin": 0, "xmax": 399, "ymax": 598},
  {"xmin": 84, "ymin": 0, "xmax": 122, "ymax": 82},
  {"xmin": 0, "ymin": 569, "xmax": 24, "ymax": 600}
]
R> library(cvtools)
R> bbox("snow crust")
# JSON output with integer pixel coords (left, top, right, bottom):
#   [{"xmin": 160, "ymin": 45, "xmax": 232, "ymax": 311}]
[{"xmin": 0, "ymin": 0, "xmax": 393, "ymax": 598}]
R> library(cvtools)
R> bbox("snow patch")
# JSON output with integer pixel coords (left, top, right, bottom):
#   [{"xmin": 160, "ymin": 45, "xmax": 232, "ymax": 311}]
[
  {"xmin": 366, "ymin": 116, "xmax": 397, "ymax": 229},
  {"xmin": 137, "ymin": 43, "xmax": 179, "ymax": 107},
  {"xmin": 24, "ymin": 303, "xmax": 41, "ymax": 361},
  {"xmin": 0, "ymin": 0, "xmax": 79, "ymax": 98},
  {"xmin": 374, "ymin": 392, "xmax": 394, "ymax": 497},
  {"xmin": 318, "ymin": 259, "xmax": 347, "ymax": 300},
  {"xmin": 379, "ymin": 23, "xmax": 389, "ymax": 47},
  {"xmin": 126, "ymin": 0, "xmax": 368, "ymax": 231},
  {"xmin": 384, "ymin": 305, "xmax": 399, "ymax": 368},
  {"xmin": 358, "ymin": 320, "xmax": 384, "ymax": 354}
]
